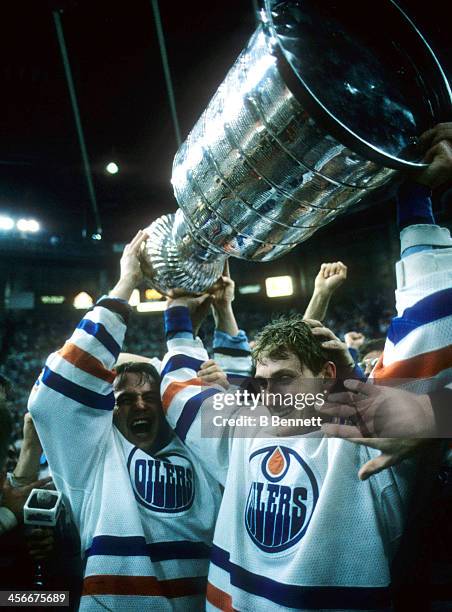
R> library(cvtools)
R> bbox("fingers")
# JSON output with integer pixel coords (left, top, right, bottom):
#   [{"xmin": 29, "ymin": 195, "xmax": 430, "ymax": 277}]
[
  {"xmin": 417, "ymin": 140, "xmax": 452, "ymax": 189},
  {"xmin": 311, "ymin": 326, "xmax": 336, "ymax": 341},
  {"xmin": 320, "ymin": 339, "xmax": 344, "ymax": 350},
  {"xmin": 319, "ymin": 261, "xmax": 347, "ymax": 278},
  {"xmin": 222, "ymin": 259, "xmax": 230, "ymax": 278},
  {"xmin": 423, "ymin": 140, "xmax": 452, "ymax": 163},
  {"xmin": 26, "ymin": 477, "xmax": 52, "ymax": 491},
  {"xmin": 198, "ymin": 366, "xmax": 224, "ymax": 379},
  {"xmin": 358, "ymin": 453, "xmax": 399, "ymax": 481},
  {"xmin": 198, "ymin": 359, "xmax": 227, "ymax": 387},
  {"xmin": 303, "ymin": 318, "xmax": 323, "ymax": 328},
  {"xmin": 199, "ymin": 373, "xmax": 224, "ymax": 383},
  {"xmin": 336, "ymin": 261, "xmax": 347, "ymax": 278},
  {"xmin": 317, "ymin": 401, "xmax": 357, "ymax": 418},
  {"xmin": 194, "ymin": 294, "xmax": 213, "ymax": 306},
  {"xmin": 132, "ymin": 229, "xmax": 149, "ymax": 251},
  {"xmin": 199, "ymin": 360, "xmax": 216, "ymax": 370},
  {"xmin": 28, "ymin": 529, "xmax": 55, "ymax": 560},
  {"xmin": 324, "ymin": 390, "xmax": 359, "ymax": 405},
  {"xmin": 343, "ymin": 379, "xmax": 379, "ymax": 396},
  {"xmin": 419, "ymin": 123, "xmax": 452, "ymax": 148}
]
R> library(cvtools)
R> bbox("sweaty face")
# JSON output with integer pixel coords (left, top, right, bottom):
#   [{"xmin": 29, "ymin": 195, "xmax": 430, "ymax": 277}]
[
  {"xmin": 254, "ymin": 351, "xmax": 334, "ymax": 415},
  {"xmin": 113, "ymin": 372, "xmax": 164, "ymax": 451}
]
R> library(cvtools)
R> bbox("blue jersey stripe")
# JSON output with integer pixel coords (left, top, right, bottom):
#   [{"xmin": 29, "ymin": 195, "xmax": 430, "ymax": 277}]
[
  {"xmin": 211, "ymin": 545, "xmax": 391, "ymax": 609},
  {"xmin": 161, "ymin": 354, "xmax": 205, "ymax": 378},
  {"xmin": 77, "ymin": 319, "xmax": 121, "ymax": 359},
  {"xmin": 86, "ymin": 535, "xmax": 211, "ymax": 561},
  {"xmin": 42, "ymin": 367, "xmax": 114, "ymax": 411},
  {"xmin": 388, "ymin": 288, "xmax": 452, "ymax": 345},
  {"xmin": 164, "ymin": 306, "xmax": 193, "ymax": 336},
  {"xmin": 175, "ymin": 388, "xmax": 219, "ymax": 442}
]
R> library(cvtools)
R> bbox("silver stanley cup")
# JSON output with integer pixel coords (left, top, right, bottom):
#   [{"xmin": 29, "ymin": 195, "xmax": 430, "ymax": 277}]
[{"xmin": 141, "ymin": 0, "xmax": 451, "ymax": 295}]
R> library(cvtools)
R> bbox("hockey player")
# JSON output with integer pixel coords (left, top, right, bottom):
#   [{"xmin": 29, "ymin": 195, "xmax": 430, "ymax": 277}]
[
  {"xmin": 159, "ymin": 127, "xmax": 452, "ymax": 611},
  {"xmin": 28, "ymin": 230, "xmax": 223, "ymax": 611}
]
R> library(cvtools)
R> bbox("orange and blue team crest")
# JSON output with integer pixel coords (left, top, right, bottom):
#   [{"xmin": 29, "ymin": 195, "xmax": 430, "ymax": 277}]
[{"xmin": 245, "ymin": 446, "xmax": 318, "ymax": 552}]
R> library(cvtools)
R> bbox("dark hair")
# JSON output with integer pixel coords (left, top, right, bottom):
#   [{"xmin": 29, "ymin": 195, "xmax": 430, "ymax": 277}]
[
  {"xmin": 114, "ymin": 362, "xmax": 160, "ymax": 390},
  {"xmin": 359, "ymin": 338, "xmax": 385, "ymax": 360},
  {"xmin": 252, "ymin": 314, "xmax": 328, "ymax": 375},
  {"xmin": 0, "ymin": 398, "xmax": 12, "ymax": 469}
]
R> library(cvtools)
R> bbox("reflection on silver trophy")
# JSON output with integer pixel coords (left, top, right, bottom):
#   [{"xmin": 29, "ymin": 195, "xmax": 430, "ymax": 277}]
[{"xmin": 140, "ymin": 0, "xmax": 451, "ymax": 295}]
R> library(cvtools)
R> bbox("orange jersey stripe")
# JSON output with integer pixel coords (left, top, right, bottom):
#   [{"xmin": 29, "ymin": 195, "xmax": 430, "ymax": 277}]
[
  {"xmin": 59, "ymin": 342, "xmax": 115, "ymax": 384},
  {"xmin": 82, "ymin": 574, "xmax": 207, "ymax": 598},
  {"xmin": 374, "ymin": 344, "xmax": 452, "ymax": 380},
  {"xmin": 207, "ymin": 582, "xmax": 236, "ymax": 611},
  {"xmin": 162, "ymin": 378, "xmax": 203, "ymax": 413}
]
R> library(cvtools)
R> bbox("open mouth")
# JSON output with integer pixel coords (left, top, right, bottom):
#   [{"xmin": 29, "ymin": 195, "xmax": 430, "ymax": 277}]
[{"xmin": 130, "ymin": 418, "xmax": 153, "ymax": 437}]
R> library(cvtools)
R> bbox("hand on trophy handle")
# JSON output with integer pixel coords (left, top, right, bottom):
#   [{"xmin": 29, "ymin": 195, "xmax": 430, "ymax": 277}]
[
  {"xmin": 110, "ymin": 229, "xmax": 149, "ymax": 301},
  {"xmin": 416, "ymin": 122, "xmax": 452, "ymax": 189},
  {"xmin": 209, "ymin": 260, "xmax": 240, "ymax": 336},
  {"xmin": 209, "ymin": 260, "xmax": 235, "ymax": 309}
]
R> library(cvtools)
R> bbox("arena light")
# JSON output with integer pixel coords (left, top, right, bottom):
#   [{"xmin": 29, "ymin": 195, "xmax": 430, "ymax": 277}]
[
  {"xmin": 128, "ymin": 289, "xmax": 140, "ymax": 307},
  {"xmin": 73, "ymin": 292, "xmax": 94, "ymax": 310},
  {"xmin": 136, "ymin": 301, "xmax": 166, "ymax": 313},
  {"xmin": 0, "ymin": 215, "xmax": 14, "ymax": 231},
  {"xmin": 145, "ymin": 288, "xmax": 162, "ymax": 300},
  {"xmin": 106, "ymin": 162, "xmax": 119, "ymax": 174},
  {"xmin": 17, "ymin": 218, "xmax": 40, "ymax": 233},
  {"xmin": 41, "ymin": 296, "xmax": 65, "ymax": 304},
  {"xmin": 265, "ymin": 275, "xmax": 294, "ymax": 298},
  {"xmin": 238, "ymin": 284, "xmax": 261, "ymax": 295}
]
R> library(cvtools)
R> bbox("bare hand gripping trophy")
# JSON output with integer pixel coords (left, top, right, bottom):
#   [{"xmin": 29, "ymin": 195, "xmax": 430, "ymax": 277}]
[{"xmin": 140, "ymin": 0, "xmax": 451, "ymax": 295}]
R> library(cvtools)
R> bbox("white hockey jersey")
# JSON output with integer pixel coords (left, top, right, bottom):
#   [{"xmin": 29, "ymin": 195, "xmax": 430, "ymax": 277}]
[
  {"xmin": 160, "ymin": 328, "xmax": 414, "ymax": 612},
  {"xmin": 158, "ymin": 220, "xmax": 452, "ymax": 611},
  {"xmin": 28, "ymin": 301, "xmax": 222, "ymax": 611},
  {"xmin": 373, "ymin": 224, "xmax": 452, "ymax": 393}
]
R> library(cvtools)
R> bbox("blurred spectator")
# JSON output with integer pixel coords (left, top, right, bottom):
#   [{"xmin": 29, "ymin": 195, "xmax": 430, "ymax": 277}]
[{"xmin": 359, "ymin": 338, "xmax": 386, "ymax": 377}]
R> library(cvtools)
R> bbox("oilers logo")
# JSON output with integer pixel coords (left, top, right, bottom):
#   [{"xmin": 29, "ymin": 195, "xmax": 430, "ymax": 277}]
[
  {"xmin": 245, "ymin": 445, "xmax": 318, "ymax": 552},
  {"xmin": 127, "ymin": 448, "xmax": 194, "ymax": 513}
]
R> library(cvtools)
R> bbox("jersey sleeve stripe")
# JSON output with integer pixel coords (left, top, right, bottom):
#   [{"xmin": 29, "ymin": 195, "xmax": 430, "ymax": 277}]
[
  {"xmin": 175, "ymin": 388, "xmax": 219, "ymax": 442},
  {"xmin": 77, "ymin": 319, "xmax": 121, "ymax": 359},
  {"xmin": 388, "ymin": 287, "xmax": 452, "ymax": 344},
  {"xmin": 161, "ymin": 354, "xmax": 205, "ymax": 378},
  {"xmin": 162, "ymin": 378, "xmax": 203, "ymax": 413},
  {"xmin": 86, "ymin": 535, "xmax": 211, "ymax": 561},
  {"xmin": 41, "ymin": 366, "xmax": 115, "ymax": 411},
  {"xmin": 213, "ymin": 347, "xmax": 251, "ymax": 357},
  {"xmin": 210, "ymin": 545, "xmax": 391, "ymax": 609},
  {"xmin": 374, "ymin": 344, "xmax": 452, "ymax": 380},
  {"xmin": 82, "ymin": 574, "xmax": 207, "ymax": 598},
  {"xmin": 58, "ymin": 343, "xmax": 115, "ymax": 383},
  {"xmin": 207, "ymin": 582, "xmax": 236, "ymax": 611}
]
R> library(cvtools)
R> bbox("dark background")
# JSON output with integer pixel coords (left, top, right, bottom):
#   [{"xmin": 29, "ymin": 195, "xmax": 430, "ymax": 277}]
[{"xmin": 0, "ymin": 0, "xmax": 450, "ymax": 243}]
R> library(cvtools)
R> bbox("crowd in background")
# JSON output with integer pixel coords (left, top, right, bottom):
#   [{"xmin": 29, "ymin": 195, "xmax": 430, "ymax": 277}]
[{"xmin": 0, "ymin": 282, "xmax": 394, "ymax": 449}]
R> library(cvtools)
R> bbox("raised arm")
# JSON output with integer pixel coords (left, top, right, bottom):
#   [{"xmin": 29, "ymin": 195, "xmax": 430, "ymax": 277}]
[
  {"xmin": 303, "ymin": 261, "xmax": 347, "ymax": 321},
  {"xmin": 11, "ymin": 413, "xmax": 42, "ymax": 486},
  {"xmin": 210, "ymin": 261, "xmax": 252, "ymax": 376},
  {"xmin": 28, "ymin": 231, "xmax": 146, "ymax": 504},
  {"xmin": 318, "ymin": 125, "xmax": 452, "ymax": 477},
  {"xmin": 161, "ymin": 297, "xmax": 237, "ymax": 485}
]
